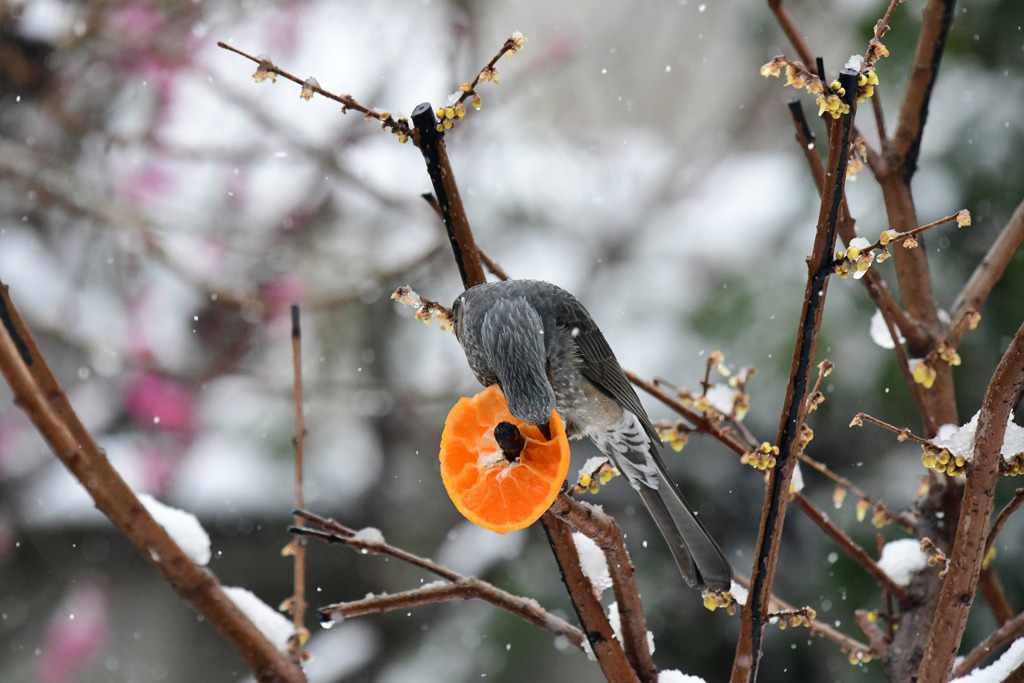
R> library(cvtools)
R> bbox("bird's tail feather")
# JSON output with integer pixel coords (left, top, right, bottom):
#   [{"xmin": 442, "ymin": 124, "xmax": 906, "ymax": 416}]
[{"xmin": 634, "ymin": 459, "xmax": 733, "ymax": 592}]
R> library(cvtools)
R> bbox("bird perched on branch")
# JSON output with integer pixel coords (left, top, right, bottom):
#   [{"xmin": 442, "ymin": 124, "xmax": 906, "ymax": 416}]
[{"xmin": 450, "ymin": 279, "xmax": 732, "ymax": 591}]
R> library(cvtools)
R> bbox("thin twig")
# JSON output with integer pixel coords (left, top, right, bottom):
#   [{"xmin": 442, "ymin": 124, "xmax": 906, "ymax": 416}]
[
  {"xmin": 951, "ymin": 610, "xmax": 1024, "ymax": 678},
  {"xmin": 292, "ymin": 511, "xmax": 586, "ymax": 649},
  {"xmin": 766, "ymin": 0, "xmax": 815, "ymax": 67},
  {"xmin": 215, "ymin": 42, "xmax": 414, "ymax": 142},
  {"xmin": 288, "ymin": 306, "xmax": 308, "ymax": 660},
  {"xmin": 626, "ymin": 370, "xmax": 750, "ymax": 456},
  {"xmin": 793, "ymin": 494, "xmax": 909, "ymax": 602},
  {"xmin": 985, "ymin": 488, "xmax": 1024, "ymax": 559},
  {"xmin": 797, "ymin": 454, "xmax": 916, "ymax": 531},
  {"xmin": 852, "ymin": 412, "xmax": 937, "ymax": 448},
  {"xmin": 864, "ymin": 0, "xmax": 902, "ymax": 66},
  {"xmin": 951, "ymin": 196, "xmax": 1024, "ymax": 320}
]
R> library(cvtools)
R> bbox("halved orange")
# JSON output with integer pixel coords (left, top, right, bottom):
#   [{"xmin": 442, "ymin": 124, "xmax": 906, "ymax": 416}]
[{"xmin": 439, "ymin": 384, "xmax": 570, "ymax": 533}]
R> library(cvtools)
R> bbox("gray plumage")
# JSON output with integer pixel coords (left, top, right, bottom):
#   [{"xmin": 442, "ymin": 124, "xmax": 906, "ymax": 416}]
[{"xmin": 451, "ymin": 279, "xmax": 732, "ymax": 592}]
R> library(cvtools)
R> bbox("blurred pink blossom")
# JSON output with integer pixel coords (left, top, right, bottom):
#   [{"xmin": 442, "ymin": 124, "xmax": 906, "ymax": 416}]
[
  {"xmin": 107, "ymin": 3, "xmax": 166, "ymax": 44},
  {"xmin": 37, "ymin": 579, "xmax": 109, "ymax": 683},
  {"xmin": 124, "ymin": 372, "xmax": 196, "ymax": 441},
  {"xmin": 258, "ymin": 274, "xmax": 307, "ymax": 312},
  {"xmin": 118, "ymin": 165, "xmax": 169, "ymax": 208}
]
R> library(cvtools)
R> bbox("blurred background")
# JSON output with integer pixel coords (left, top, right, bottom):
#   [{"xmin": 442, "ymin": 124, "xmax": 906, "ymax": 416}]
[{"xmin": 0, "ymin": 0, "xmax": 1022, "ymax": 681}]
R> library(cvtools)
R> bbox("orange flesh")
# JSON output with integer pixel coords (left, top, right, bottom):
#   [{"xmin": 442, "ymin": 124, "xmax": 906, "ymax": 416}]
[{"xmin": 439, "ymin": 385, "xmax": 570, "ymax": 533}]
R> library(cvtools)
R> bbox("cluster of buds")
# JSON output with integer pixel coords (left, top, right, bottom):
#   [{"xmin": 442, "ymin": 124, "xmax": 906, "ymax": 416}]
[
  {"xmin": 252, "ymin": 54, "xmax": 277, "ymax": 83},
  {"xmin": 573, "ymin": 460, "xmax": 619, "ymax": 495},
  {"xmin": 912, "ymin": 360, "xmax": 937, "ymax": 389},
  {"xmin": 919, "ymin": 537, "xmax": 949, "ymax": 577},
  {"xmin": 871, "ymin": 503, "xmax": 891, "ymax": 529},
  {"xmin": 761, "ymin": 53, "xmax": 879, "ymax": 121},
  {"xmin": 770, "ymin": 606, "xmax": 816, "ymax": 630},
  {"xmin": 1003, "ymin": 451, "xmax": 1024, "ymax": 476},
  {"xmin": 299, "ymin": 76, "xmax": 319, "ymax": 100},
  {"xmin": 921, "ymin": 446, "xmax": 965, "ymax": 476},
  {"xmin": 391, "ymin": 286, "xmax": 453, "ymax": 331},
  {"xmin": 703, "ymin": 589, "xmax": 738, "ymax": 615},
  {"xmin": 936, "ymin": 342, "xmax": 962, "ymax": 367},
  {"xmin": 856, "ymin": 69, "xmax": 879, "ymax": 102},
  {"xmin": 506, "ymin": 31, "xmax": 528, "ymax": 55},
  {"xmin": 832, "ymin": 484, "xmax": 848, "ymax": 509},
  {"xmin": 360, "ymin": 110, "xmax": 411, "ymax": 143},
  {"xmin": 435, "ymin": 102, "xmax": 468, "ymax": 132},
  {"xmin": 849, "ymin": 649, "xmax": 874, "ymax": 666},
  {"xmin": 760, "ymin": 57, "xmax": 823, "ymax": 94},
  {"xmin": 708, "ymin": 349, "xmax": 730, "ymax": 378},
  {"xmin": 743, "ymin": 442, "xmax": 779, "ymax": 470},
  {"xmin": 658, "ymin": 423, "xmax": 689, "ymax": 452},
  {"xmin": 846, "ymin": 137, "xmax": 870, "ymax": 180},
  {"xmin": 459, "ymin": 82, "xmax": 484, "ymax": 110},
  {"xmin": 796, "ymin": 424, "xmax": 814, "ymax": 456},
  {"xmin": 865, "ymin": 39, "xmax": 890, "ymax": 65},
  {"xmin": 855, "ymin": 497, "xmax": 871, "ymax": 522},
  {"xmin": 834, "ymin": 241, "xmax": 876, "ymax": 279},
  {"xmin": 817, "ymin": 80, "xmax": 851, "ymax": 120}
]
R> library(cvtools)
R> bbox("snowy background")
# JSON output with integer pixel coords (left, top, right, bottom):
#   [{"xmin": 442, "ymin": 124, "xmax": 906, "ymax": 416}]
[{"xmin": 0, "ymin": 0, "xmax": 1022, "ymax": 681}]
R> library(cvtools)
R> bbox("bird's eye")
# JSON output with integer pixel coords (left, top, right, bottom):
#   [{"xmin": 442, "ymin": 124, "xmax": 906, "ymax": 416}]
[{"xmin": 451, "ymin": 297, "xmax": 465, "ymax": 339}]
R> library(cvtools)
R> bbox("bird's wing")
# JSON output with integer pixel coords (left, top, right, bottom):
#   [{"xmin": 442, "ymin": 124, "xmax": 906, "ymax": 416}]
[{"xmin": 555, "ymin": 301, "xmax": 663, "ymax": 445}]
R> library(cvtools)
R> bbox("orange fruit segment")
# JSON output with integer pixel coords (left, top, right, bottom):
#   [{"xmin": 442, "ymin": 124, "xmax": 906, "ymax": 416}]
[{"xmin": 439, "ymin": 384, "xmax": 570, "ymax": 533}]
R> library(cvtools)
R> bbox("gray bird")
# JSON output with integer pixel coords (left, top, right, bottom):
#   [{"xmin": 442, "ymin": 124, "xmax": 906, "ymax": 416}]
[{"xmin": 450, "ymin": 279, "xmax": 732, "ymax": 592}]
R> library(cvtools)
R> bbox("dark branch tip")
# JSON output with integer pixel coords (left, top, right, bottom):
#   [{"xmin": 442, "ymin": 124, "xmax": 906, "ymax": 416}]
[{"xmin": 494, "ymin": 421, "xmax": 526, "ymax": 462}]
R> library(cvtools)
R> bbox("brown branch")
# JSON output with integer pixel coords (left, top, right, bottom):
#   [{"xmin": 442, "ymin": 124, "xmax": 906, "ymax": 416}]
[
  {"xmin": 547, "ymin": 495, "xmax": 657, "ymax": 681},
  {"xmin": 291, "ymin": 511, "xmax": 585, "ymax": 649},
  {"xmin": 978, "ymin": 570, "xmax": 1015, "ymax": 627},
  {"xmin": 421, "ymin": 193, "xmax": 510, "ymax": 281},
  {"xmin": 541, "ymin": 512, "xmax": 643, "ymax": 683},
  {"xmin": 890, "ymin": 0, "xmax": 957, "ymax": 179},
  {"xmin": 626, "ymin": 371, "xmax": 750, "ymax": 456},
  {"xmin": 732, "ymin": 68, "xmax": 861, "ymax": 683},
  {"xmin": 792, "ymin": 494, "xmax": 910, "ymax": 602},
  {"xmin": 411, "ymin": 104, "xmax": 486, "ymax": 289},
  {"xmin": 951, "ymin": 196, "xmax": 1024, "ymax": 320},
  {"xmin": 215, "ymin": 42, "xmax": 414, "ymax": 142},
  {"xmin": 985, "ymin": 487, "xmax": 1024, "ymax": 560},
  {"xmin": 852, "ymin": 412, "xmax": 945, "ymax": 451},
  {"xmin": 864, "ymin": 0, "xmax": 903, "ymax": 66},
  {"xmin": 855, "ymin": 609, "xmax": 889, "ymax": 659},
  {"xmin": 0, "ymin": 282, "xmax": 305, "ymax": 682},
  {"xmin": 288, "ymin": 306, "xmax": 308, "ymax": 660},
  {"xmin": 766, "ymin": 0, "xmax": 815, "ymax": 67},
  {"xmin": 919, "ymin": 320, "xmax": 1024, "ymax": 681},
  {"xmin": 452, "ymin": 34, "xmax": 527, "ymax": 109},
  {"xmin": 951, "ymin": 610, "xmax": 1024, "ymax": 678},
  {"xmin": 321, "ymin": 576, "xmax": 584, "ymax": 646}
]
